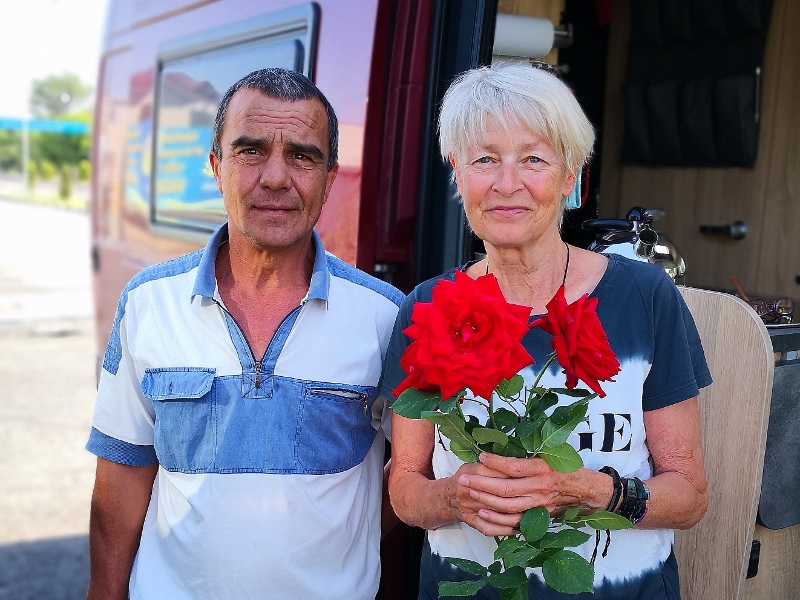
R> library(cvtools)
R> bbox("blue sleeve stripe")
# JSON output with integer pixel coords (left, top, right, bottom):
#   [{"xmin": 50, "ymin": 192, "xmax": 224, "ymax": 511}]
[
  {"xmin": 325, "ymin": 254, "xmax": 404, "ymax": 307},
  {"xmin": 86, "ymin": 427, "xmax": 158, "ymax": 466}
]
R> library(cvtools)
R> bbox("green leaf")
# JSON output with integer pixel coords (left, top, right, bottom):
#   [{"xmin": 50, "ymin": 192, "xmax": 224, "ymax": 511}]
[
  {"xmin": 528, "ymin": 391, "xmax": 558, "ymax": 416},
  {"xmin": 562, "ymin": 507, "xmax": 581, "ymax": 522},
  {"xmin": 579, "ymin": 509, "xmax": 634, "ymax": 530},
  {"xmin": 538, "ymin": 443, "xmax": 583, "ymax": 473},
  {"xmin": 438, "ymin": 394, "xmax": 461, "ymax": 414},
  {"xmin": 494, "ymin": 538, "xmax": 526, "ymax": 561},
  {"xmin": 445, "ymin": 557, "xmax": 488, "ymax": 577},
  {"xmin": 496, "ymin": 375, "xmax": 524, "ymax": 398},
  {"xmin": 488, "ymin": 561, "xmax": 502, "ymax": 575},
  {"xmin": 438, "ymin": 579, "xmax": 487, "ymax": 596},
  {"xmin": 520, "ymin": 506, "xmax": 549, "ymax": 543},
  {"xmin": 514, "ymin": 420, "xmax": 536, "ymax": 438},
  {"xmin": 493, "ymin": 408, "xmax": 519, "ymax": 429},
  {"xmin": 549, "ymin": 398, "xmax": 589, "ymax": 427},
  {"xmin": 448, "ymin": 439, "xmax": 479, "ymax": 463},
  {"xmin": 541, "ymin": 550, "xmax": 595, "ymax": 594},
  {"xmin": 503, "ymin": 546, "xmax": 540, "ymax": 569},
  {"xmin": 500, "ymin": 584, "xmax": 528, "ymax": 600},
  {"xmin": 538, "ymin": 529, "xmax": 592, "ymax": 549},
  {"xmin": 487, "ymin": 565, "xmax": 528, "ymax": 589},
  {"xmin": 542, "ymin": 401, "xmax": 589, "ymax": 447},
  {"xmin": 527, "ymin": 547, "xmax": 558, "ymax": 569},
  {"xmin": 519, "ymin": 421, "xmax": 544, "ymax": 453},
  {"xmin": 472, "ymin": 427, "xmax": 509, "ymax": 446},
  {"xmin": 422, "ymin": 411, "xmax": 480, "ymax": 464},
  {"xmin": 550, "ymin": 387, "xmax": 594, "ymax": 397},
  {"xmin": 391, "ymin": 388, "xmax": 441, "ymax": 418},
  {"xmin": 503, "ymin": 437, "xmax": 529, "ymax": 458}
]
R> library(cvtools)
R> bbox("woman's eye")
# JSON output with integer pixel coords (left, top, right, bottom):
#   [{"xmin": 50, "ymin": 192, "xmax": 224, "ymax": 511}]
[
  {"xmin": 476, "ymin": 156, "xmax": 492, "ymax": 164},
  {"xmin": 526, "ymin": 156, "xmax": 541, "ymax": 164}
]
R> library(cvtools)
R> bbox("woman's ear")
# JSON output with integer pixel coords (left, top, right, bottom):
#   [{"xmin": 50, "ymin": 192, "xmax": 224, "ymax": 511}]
[
  {"xmin": 561, "ymin": 168, "xmax": 577, "ymax": 199},
  {"xmin": 449, "ymin": 154, "xmax": 463, "ymax": 192}
]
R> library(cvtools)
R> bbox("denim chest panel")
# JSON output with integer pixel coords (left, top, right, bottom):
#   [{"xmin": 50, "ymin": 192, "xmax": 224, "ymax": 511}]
[{"xmin": 140, "ymin": 305, "xmax": 379, "ymax": 474}]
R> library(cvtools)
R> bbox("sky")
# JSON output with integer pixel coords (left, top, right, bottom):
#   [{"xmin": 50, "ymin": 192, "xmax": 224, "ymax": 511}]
[{"xmin": 0, "ymin": 0, "xmax": 108, "ymax": 118}]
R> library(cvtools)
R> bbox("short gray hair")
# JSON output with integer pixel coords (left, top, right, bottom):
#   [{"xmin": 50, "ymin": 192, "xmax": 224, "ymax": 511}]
[
  {"xmin": 212, "ymin": 68, "xmax": 338, "ymax": 170},
  {"xmin": 439, "ymin": 63, "xmax": 594, "ymax": 175}
]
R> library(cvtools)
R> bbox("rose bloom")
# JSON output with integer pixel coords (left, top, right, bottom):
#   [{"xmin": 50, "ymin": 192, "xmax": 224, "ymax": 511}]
[
  {"xmin": 531, "ymin": 286, "xmax": 620, "ymax": 397},
  {"xmin": 393, "ymin": 271, "xmax": 534, "ymax": 400}
]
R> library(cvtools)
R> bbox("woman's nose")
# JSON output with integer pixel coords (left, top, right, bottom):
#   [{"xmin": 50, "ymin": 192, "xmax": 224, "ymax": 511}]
[{"xmin": 492, "ymin": 161, "xmax": 523, "ymax": 196}]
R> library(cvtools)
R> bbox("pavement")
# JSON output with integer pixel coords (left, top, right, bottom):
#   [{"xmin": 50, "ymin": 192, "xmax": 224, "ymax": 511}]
[{"xmin": 0, "ymin": 198, "xmax": 96, "ymax": 599}]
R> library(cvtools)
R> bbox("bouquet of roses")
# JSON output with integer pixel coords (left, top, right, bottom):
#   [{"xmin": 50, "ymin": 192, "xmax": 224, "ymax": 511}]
[{"xmin": 391, "ymin": 270, "xmax": 630, "ymax": 598}]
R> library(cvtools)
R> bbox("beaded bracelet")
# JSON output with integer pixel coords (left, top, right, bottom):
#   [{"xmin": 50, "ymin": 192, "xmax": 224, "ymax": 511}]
[{"xmin": 618, "ymin": 477, "xmax": 650, "ymax": 525}]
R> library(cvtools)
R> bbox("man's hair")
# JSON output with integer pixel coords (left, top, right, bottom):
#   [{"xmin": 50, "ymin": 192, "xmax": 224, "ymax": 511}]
[
  {"xmin": 438, "ymin": 62, "xmax": 594, "ymax": 175},
  {"xmin": 212, "ymin": 68, "xmax": 338, "ymax": 170}
]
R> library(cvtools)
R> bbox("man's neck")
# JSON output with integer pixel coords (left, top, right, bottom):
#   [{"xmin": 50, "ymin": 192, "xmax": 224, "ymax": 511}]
[{"xmin": 213, "ymin": 232, "xmax": 316, "ymax": 360}]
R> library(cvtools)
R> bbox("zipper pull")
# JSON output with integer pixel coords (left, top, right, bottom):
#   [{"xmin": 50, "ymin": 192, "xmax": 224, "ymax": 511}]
[
  {"xmin": 363, "ymin": 398, "xmax": 368, "ymax": 415},
  {"xmin": 254, "ymin": 360, "xmax": 261, "ymax": 388}
]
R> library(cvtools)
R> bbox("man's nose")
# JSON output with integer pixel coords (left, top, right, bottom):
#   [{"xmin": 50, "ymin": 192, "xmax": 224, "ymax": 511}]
[{"xmin": 259, "ymin": 152, "xmax": 291, "ymax": 190}]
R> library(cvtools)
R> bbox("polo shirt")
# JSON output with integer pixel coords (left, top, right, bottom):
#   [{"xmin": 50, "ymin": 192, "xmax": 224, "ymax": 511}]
[{"xmin": 87, "ymin": 224, "xmax": 403, "ymax": 600}]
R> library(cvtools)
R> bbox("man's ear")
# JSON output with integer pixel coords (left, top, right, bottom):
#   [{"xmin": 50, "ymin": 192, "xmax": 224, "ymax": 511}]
[
  {"xmin": 209, "ymin": 151, "xmax": 223, "ymax": 194},
  {"xmin": 322, "ymin": 162, "xmax": 339, "ymax": 205}
]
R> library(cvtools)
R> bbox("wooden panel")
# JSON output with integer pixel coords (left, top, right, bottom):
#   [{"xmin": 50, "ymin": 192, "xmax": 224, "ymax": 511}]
[
  {"xmin": 745, "ymin": 523, "xmax": 800, "ymax": 600},
  {"xmin": 496, "ymin": 0, "xmax": 564, "ymax": 64},
  {"xmin": 600, "ymin": 0, "xmax": 800, "ymax": 299},
  {"xmin": 674, "ymin": 288, "xmax": 773, "ymax": 600}
]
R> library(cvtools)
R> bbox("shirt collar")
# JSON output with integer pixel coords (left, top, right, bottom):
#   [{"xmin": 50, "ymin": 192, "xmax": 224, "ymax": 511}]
[{"xmin": 191, "ymin": 223, "xmax": 331, "ymax": 304}]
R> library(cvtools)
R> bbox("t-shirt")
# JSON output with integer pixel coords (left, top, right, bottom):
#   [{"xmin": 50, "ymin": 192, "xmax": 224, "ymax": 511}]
[
  {"xmin": 87, "ymin": 225, "xmax": 403, "ymax": 600},
  {"xmin": 381, "ymin": 253, "xmax": 712, "ymax": 600}
]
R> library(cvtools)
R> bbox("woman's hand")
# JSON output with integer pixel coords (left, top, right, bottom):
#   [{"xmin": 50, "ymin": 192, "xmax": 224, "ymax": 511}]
[{"xmin": 458, "ymin": 453, "xmax": 613, "ymax": 529}]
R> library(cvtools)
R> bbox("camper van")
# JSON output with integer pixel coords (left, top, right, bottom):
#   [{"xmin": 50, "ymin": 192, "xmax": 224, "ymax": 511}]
[{"xmin": 91, "ymin": 1, "xmax": 798, "ymax": 598}]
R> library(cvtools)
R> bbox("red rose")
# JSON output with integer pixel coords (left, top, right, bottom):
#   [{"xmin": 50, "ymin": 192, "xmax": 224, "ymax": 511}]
[
  {"xmin": 393, "ymin": 270, "xmax": 534, "ymax": 400},
  {"xmin": 530, "ymin": 286, "xmax": 620, "ymax": 397}
]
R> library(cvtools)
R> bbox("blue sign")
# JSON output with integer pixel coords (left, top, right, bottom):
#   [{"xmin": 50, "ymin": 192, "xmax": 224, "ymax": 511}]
[{"xmin": 0, "ymin": 117, "xmax": 88, "ymax": 135}]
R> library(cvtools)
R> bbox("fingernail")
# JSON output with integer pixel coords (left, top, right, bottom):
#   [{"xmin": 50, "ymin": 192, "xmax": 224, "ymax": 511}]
[{"xmin": 458, "ymin": 475, "xmax": 469, "ymax": 486}]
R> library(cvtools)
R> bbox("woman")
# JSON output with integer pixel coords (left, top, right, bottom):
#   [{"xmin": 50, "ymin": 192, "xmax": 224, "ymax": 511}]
[{"xmin": 381, "ymin": 63, "xmax": 711, "ymax": 599}]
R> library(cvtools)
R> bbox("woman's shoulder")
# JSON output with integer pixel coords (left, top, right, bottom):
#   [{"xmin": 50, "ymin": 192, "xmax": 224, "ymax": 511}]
[
  {"xmin": 595, "ymin": 252, "xmax": 674, "ymax": 298},
  {"xmin": 403, "ymin": 268, "xmax": 460, "ymax": 305}
]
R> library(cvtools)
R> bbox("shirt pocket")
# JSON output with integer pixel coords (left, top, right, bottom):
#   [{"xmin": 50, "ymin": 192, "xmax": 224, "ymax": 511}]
[
  {"xmin": 141, "ymin": 367, "xmax": 216, "ymax": 472},
  {"xmin": 295, "ymin": 382, "xmax": 379, "ymax": 474}
]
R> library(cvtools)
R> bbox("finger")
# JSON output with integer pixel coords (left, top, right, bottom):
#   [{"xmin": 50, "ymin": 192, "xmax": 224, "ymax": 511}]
[
  {"xmin": 479, "ymin": 453, "xmax": 551, "ymax": 477},
  {"xmin": 459, "ymin": 472, "xmax": 548, "ymax": 501},
  {"xmin": 476, "ymin": 508, "xmax": 524, "ymax": 528},
  {"xmin": 467, "ymin": 486, "xmax": 542, "ymax": 514},
  {"xmin": 466, "ymin": 514, "xmax": 519, "ymax": 537},
  {"xmin": 457, "ymin": 461, "xmax": 511, "ymax": 480}
]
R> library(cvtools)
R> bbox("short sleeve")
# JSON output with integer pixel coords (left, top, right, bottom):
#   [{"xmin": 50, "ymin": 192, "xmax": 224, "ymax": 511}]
[
  {"xmin": 86, "ymin": 293, "xmax": 158, "ymax": 466},
  {"xmin": 379, "ymin": 292, "xmax": 417, "ymax": 402},
  {"xmin": 642, "ymin": 275, "xmax": 712, "ymax": 411}
]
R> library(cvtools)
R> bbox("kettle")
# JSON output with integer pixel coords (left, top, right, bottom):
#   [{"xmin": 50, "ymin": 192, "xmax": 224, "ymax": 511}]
[{"xmin": 582, "ymin": 207, "xmax": 686, "ymax": 285}]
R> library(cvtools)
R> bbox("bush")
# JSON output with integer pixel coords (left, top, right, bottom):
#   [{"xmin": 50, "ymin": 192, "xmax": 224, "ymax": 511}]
[
  {"xmin": 78, "ymin": 159, "xmax": 91, "ymax": 181},
  {"xmin": 59, "ymin": 164, "xmax": 72, "ymax": 199},
  {"xmin": 26, "ymin": 161, "xmax": 38, "ymax": 189},
  {"xmin": 39, "ymin": 160, "xmax": 56, "ymax": 180}
]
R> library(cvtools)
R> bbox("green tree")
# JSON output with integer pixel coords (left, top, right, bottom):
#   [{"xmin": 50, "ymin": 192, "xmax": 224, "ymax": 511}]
[
  {"xmin": 30, "ymin": 73, "xmax": 92, "ymax": 118},
  {"xmin": 0, "ymin": 130, "xmax": 22, "ymax": 171}
]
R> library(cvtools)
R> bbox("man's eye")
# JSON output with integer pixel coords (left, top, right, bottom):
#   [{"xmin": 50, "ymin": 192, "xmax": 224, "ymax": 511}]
[{"xmin": 292, "ymin": 153, "xmax": 309, "ymax": 161}]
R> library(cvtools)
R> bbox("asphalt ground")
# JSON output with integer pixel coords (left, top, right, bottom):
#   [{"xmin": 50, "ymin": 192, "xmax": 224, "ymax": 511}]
[{"xmin": 0, "ymin": 198, "xmax": 96, "ymax": 599}]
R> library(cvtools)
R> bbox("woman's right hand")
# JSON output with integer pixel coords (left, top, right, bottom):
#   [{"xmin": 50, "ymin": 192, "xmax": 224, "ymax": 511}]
[{"xmin": 449, "ymin": 461, "xmax": 519, "ymax": 536}]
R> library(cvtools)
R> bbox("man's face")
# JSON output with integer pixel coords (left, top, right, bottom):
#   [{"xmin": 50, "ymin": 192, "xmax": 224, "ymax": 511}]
[{"xmin": 209, "ymin": 89, "xmax": 338, "ymax": 253}]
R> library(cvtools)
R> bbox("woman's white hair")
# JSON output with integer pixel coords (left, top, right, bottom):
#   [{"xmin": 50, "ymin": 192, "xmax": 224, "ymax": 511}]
[{"xmin": 439, "ymin": 63, "xmax": 595, "ymax": 175}]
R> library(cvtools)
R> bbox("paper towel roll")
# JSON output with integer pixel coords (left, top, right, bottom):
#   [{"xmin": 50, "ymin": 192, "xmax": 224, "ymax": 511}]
[{"xmin": 492, "ymin": 13, "xmax": 554, "ymax": 59}]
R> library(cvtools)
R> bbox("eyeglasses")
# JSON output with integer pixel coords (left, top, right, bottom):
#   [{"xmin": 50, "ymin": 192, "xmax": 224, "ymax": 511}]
[
  {"xmin": 746, "ymin": 297, "xmax": 794, "ymax": 324},
  {"xmin": 528, "ymin": 59, "xmax": 560, "ymax": 77}
]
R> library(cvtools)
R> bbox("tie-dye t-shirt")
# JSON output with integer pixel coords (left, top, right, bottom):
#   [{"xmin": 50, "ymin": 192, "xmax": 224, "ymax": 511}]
[{"xmin": 381, "ymin": 253, "xmax": 712, "ymax": 600}]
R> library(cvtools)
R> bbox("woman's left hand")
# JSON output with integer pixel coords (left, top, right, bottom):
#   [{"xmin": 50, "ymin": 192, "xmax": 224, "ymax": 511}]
[{"xmin": 457, "ymin": 453, "xmax": 612, "ymax": 528}]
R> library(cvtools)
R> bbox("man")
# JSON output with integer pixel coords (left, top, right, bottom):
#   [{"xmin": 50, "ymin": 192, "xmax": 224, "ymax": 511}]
[{"xmin": 85, "ymin": 69, "xmax": 403, "ymax": 600}]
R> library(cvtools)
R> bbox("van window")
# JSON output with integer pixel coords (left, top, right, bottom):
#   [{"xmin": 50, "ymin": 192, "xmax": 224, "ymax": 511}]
[{"xmin": 151, "ymin": 4, "xmax": 318, "ymax": 233}]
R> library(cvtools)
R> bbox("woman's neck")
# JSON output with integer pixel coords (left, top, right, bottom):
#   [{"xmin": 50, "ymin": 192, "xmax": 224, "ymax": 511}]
[{"xmin": 482, "ymin": 238, "xmax": 569, "ymax": 312}]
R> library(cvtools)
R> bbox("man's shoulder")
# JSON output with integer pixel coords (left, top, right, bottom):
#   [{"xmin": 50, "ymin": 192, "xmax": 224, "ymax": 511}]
[
  {"xmin": 123, "ymin": 249, "xmax": 204, "ymax": 297},
  {"xmin": 325, "ymin": 253, "xmax": 404, "ymax": 307}
]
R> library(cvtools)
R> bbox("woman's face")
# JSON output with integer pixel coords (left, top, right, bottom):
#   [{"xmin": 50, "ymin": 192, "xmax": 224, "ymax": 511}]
[{"xmin": 452, "ymin": 118, "xmax": 575, "ymax": 251}]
